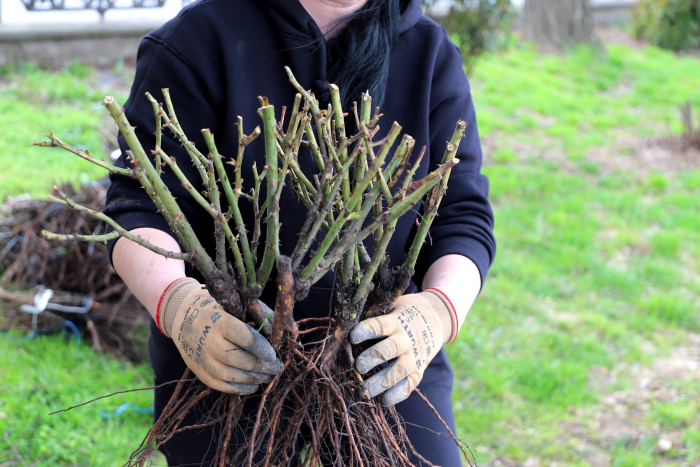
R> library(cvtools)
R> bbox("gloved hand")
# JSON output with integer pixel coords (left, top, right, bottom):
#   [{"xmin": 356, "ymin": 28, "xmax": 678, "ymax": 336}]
[
  {"xmin": 156, "ymin": 278, "xmax": 283, "ymax": 395},
  {"xmin": 349, "ymin": 289, "xmax": 457, "ymax": 406}
]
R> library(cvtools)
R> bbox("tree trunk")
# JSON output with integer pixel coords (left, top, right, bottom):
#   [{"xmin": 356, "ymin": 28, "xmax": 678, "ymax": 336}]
[{"xmin": 524, "ymin": 0, "xmax": 598, "ymax": 49}]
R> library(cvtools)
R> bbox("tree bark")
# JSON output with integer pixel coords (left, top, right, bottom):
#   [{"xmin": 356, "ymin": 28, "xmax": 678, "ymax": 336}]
[{"xmin": 524, "ymin": 0, "xmax": 598, "ymax": 49}]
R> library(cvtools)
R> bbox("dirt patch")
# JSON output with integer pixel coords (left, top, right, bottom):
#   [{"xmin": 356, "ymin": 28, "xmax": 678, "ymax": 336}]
[
  {"xmin": 481, "ymin": 134, "xmax": 577, "ymax": 172},
  {"xmin": 482, "ymin": 130, "xmax": 700, "ymax": 178},
  {"xmin": 561, "ymin": 334, "xmax": 700, "ymax": 466},
  {"xmin": 596, "ymin": 25, "xmax": 649, "ymax": 50},
  {"xmin": 587, "ymin": 134, "xmax": 700, "ymax": 177},
  {"xmin": 481, "ymin": 335, "xmax": 700, "ymax": 467}
]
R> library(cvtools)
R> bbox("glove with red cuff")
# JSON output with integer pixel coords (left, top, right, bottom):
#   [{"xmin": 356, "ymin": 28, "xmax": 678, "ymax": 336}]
[
  {"xmin": 349, "ymin": 288, "xmax": 458, "ymax": 406},
  {"xmin": 156, "ymin": 278, "xmax": 284, "ymax": 395}
]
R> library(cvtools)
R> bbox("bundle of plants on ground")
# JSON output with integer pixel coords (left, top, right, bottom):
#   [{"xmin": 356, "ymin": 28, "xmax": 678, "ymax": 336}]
[
  {"xmin": 34, "ymin": 66, "xmax": 472, "ymax": 466},
  {"xmin": 633, "ymin": 0, "xmax": 700, "ymax": 51},
  {"xmin": 0, "ymin": 183, "xmax": 150, "ymax": 361}
]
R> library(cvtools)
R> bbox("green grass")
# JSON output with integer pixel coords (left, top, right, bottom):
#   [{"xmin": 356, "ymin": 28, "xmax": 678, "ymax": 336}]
[
  {"xmin": 0, "ymin": 63, "xmax": 128, "ymax": 199},
  {"xmin": 2, "ymin": 38, "xmax": 700, "ymax": 466},
  {"xmin": 448, "ymin": 40, "xmax": 700, "ymax": 465},
  {"xmin": 0, "ymin": 333, "xmax": 154, "ymax": 465},
  {"xmin": 0, "ymin": 63, "xmax": 154, "ymax": 466},
  {"xmin": 473, "ymin": 43, "xmax": 700, "ymax": 161}
]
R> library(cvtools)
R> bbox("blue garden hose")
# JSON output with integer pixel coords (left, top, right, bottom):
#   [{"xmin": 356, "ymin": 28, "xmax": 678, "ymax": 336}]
[
  {"xmin": 99, "ymin": 403, "xmax": 154, "ymax": 419},
  {"xmin": 0, "ymin": 320, "xmax": 81, "ymax": 344},
  {"xmin": 60, "ymin": 320, "xmax": 81, "ymax": 345}
]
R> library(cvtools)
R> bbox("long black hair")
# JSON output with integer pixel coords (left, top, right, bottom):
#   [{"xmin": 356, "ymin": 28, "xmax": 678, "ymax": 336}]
[{"xmin": 321, "ymin": 0, "xmax": 405, "ymax": 111}]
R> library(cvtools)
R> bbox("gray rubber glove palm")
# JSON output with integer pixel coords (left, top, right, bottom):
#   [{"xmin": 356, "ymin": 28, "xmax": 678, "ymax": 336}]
[{"xmin": 158, "ymin": 278, "xmax": 283, "ymax": 394}]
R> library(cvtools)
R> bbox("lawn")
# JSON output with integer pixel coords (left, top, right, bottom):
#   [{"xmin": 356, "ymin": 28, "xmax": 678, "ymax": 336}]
[
  {"xmin": 1, "ymin": 37, "xmax": 700, "ymax": 466},
  {"xmin": 455, "ymin": 40, "xmax": 700, "ymax": 466},
  {"xmin": 0, "ymin": 61, "xmax": 130, "ymax": 198},
  {"xmin": 0, "ymin": 334, "xmax": 155, "ymax": 465}
]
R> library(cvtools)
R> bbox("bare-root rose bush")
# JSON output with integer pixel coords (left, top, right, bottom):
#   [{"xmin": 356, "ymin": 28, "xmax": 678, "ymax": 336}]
[{"xmin": 35, "ymin": 67, "xmax": 472, "ymax": 467}]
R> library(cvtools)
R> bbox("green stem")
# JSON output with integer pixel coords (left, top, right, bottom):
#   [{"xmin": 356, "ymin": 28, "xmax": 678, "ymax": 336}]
[
  {"xmin": 305, "ymin": 159, "xmax": 458, "ymax": 284},
  {"xmin": 285, "ymin": 136, "xmax": 317, "ymax": 199},
  {"xmin": 144, "ymin": 93, "xmax": 163, "ymax": 175},
  {"xmin": 401, "ymin": 146, "xmax": 427, "ymax": 194},
  {"xmin": 233, "ymin": 117, "xmax": 261, "ymax": 192},
  {"xmin": 41, "ymin": 231, "xmax": 120, "ymax": 242},
  {"xmin": 103, "ymin": 96, "xmax": 214, "ymax": 276},
  {"xmin": 132, "ymin": 165, "xmax": 177, "ymax": 241},
  {"xmin": 329, "ymin": 83, "xmax": 347, "ymax": 162},
  {"xmin": 284, "ymin": 67, "xmax": 329, "ymax": 161},
  {"xmin": 346, "ymin": 122, "xmax": 401, "ymax": 212},
  {"xmin": 385, "ymin": 135, "xmax": 415, "ymax": 188},
  {"xmin": 291, "ymin": 153, "xmax": 355, "ymax": 270},
  {"xmin": 47, "ymin": 189, "xmax": 192, "ymax": 262},
  {"xmin": 341, "ymin": 246, "xmax": 356, "ymax": 284},
  {"xmin": 353, "ymin": 218, "xmax": 398, "ymax": 304},
  {"xmin": 360, "ymin": 92, "xmax": 371, "ymax": 126},
  {"xmin": 358, "ymin": 242, "xmax": 372, "ymax": 266},
  {"xmin": 288, "ymin": 170, "xmax": 315, "ymax": 210},
  {"xmin": 404, "ymin": 121, "xmax": 466, "ymax": 269},
  {"xmin": 161, "ymin": 89, "xmax": 186, "ymax": 143},
  {"xmin": 304, "ymin": 120, "xmax": 325, "ymax": 172},
  {"xmin": 33, "ymin": 132, "xmax": 132, "ymax": 177},
  {"xmin": 256, "ymin": 105, "xmax": 280, "ymax": 286},
  {"xmin": 250, "ymin": 163, "xmax": 266, "ymax": 262},
  {"xmin": 153, "ymin": 147, "xmax": 217, "ymax": 217},
  {"xmin": 284, "ymin": 101, "xmax": 303, "ymax": 147},
  {"xmin": 299, "ymin": 210, "xmax": 363, "ymax": 281},
  {"xmin": 373, "ymin": 197, "xmax": 385, "ymax": 247},
  {"xmin": 219, "ymin": 213, "xmax": 247, "ymax": 287},
  {"xmin": 203, "ymin": 151, "xmax": 226, "ymax": 272},
  {"xmin": 203, "ymin": 129, "xmax": 256, "ymax": 286},
  {"xmin": 158, "ymin": 106, "xmax": 209, "ymax": 186},
  {"xmin": 290, "ymin": 165, "xmax": 329, "ymax": 268}
]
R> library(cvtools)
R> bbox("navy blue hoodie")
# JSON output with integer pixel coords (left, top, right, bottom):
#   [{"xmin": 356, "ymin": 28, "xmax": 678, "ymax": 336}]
[{"xmin": 105, "ymin": 0, "xmax": 496, "ymax": 322}]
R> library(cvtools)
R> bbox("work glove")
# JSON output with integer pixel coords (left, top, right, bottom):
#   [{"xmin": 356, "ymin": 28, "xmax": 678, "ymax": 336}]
[
  {"xmin": 156, "ymin": 278, "xmax": 284, "ymax": 395},
  {"xmin": 349, "ymin": 289, "xmax": 457, "ymax": 406}
]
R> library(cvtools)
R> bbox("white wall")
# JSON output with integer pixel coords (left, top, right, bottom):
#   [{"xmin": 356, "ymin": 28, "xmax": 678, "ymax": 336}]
[{"xmin": 0, "ymin": 0, "xmax": 182, "ymax": 25}]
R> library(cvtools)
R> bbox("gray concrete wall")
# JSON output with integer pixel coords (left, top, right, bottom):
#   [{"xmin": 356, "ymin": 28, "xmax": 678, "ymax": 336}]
[
  {"xmin": 592, "ymin": 1, "xmax": 637, "ymax": 24},
  {"xmin": 0, "ymin": 21, "xmax": 161, "ymax": 66}
]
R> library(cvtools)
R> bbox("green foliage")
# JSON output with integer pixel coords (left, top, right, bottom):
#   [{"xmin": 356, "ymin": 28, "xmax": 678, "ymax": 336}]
[
  {"xmin": 423, "ymin": 0, "xmax": 514, "ymax": 74},
  {"xmin": 633, "ymin": 0, "xmax": 700, "ymax": 51}
]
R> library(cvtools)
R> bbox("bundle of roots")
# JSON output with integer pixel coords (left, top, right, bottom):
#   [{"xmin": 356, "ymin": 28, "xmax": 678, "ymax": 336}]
[
  {"xmin": 0, "ymin": 183, "xmax": 150, "ymax": 361},
  {"xmin": 35, "ymin": 67, "xmax": 474, "ymax": 466}
]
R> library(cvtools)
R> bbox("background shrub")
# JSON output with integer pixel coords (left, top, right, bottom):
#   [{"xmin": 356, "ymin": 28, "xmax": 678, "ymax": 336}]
[
  {"xmin": 633, "ymin": 0, "xmax": 700, "ymax": 51},
  {"xmin": 423, "ymin": 0, "xmax": 514, "ymax": 74}
]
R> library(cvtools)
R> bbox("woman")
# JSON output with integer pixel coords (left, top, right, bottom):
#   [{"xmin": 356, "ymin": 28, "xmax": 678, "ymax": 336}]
[{"xmin": 105, "ymin": 0, "xmax": 495, "ymax": 465}]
